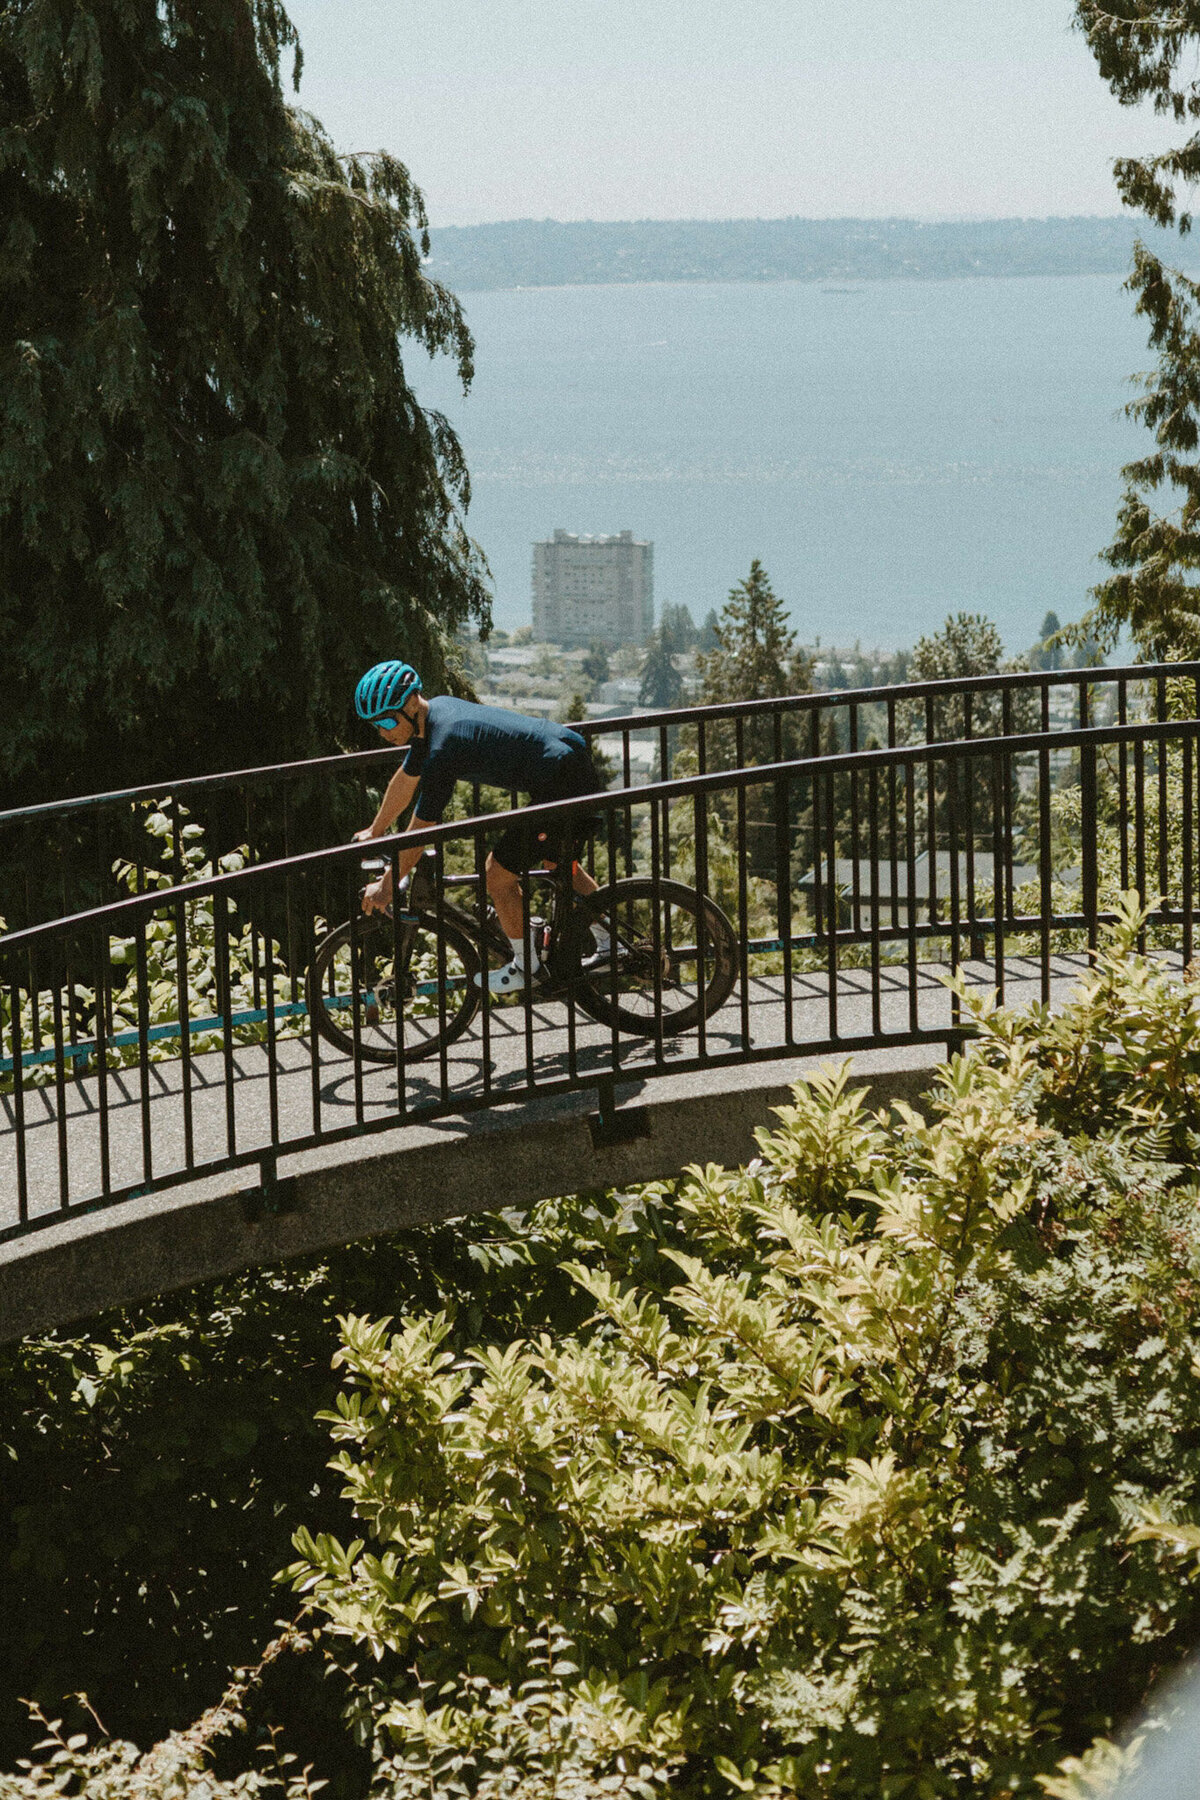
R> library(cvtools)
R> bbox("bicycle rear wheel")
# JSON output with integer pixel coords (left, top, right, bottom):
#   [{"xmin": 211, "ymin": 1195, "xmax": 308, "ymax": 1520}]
[
  {"xmin": 307, "ymin": 910, "xmax": 480, "ymax": 1064},
  {"xmin": 573, "ymin": 878, "xmax": 738, "ymax": 1036}
]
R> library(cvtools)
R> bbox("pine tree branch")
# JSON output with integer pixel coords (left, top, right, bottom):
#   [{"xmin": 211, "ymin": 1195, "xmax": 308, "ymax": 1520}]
[{"xmin": 1082, "ymin": 7, "xmax": 1190, "ymax": 31}]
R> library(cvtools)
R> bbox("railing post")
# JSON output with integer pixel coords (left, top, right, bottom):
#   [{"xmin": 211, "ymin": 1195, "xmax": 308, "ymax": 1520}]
[
  {"xmin": 243, "ymin": 1150, "xmax": 297, "ymax": 1220},
  {"xmin": 589, "ymin": 1074, "xmax": 649, "ymax": 1149},
  {"xmin": 263, "ymin": 1150, "xmax": 295, "ymax": 1214},
  {"xmin": 8, "ymin": 958, "xmax": 29, "ymax": 1228},
  {"xmin": 1081, "ymin": 739, "xmax": 1099, "ymax": 951}
]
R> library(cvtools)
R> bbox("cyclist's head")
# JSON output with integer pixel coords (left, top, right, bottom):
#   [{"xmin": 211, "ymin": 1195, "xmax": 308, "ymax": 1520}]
[{"xmin": 355, "ymin": 661, "xmax": 423, "ymax": 730}]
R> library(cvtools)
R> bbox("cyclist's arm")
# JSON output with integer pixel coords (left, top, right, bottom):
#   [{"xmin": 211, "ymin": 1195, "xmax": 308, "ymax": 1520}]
[{"xmin": 359, "ymin": 764, "xmax": 420, "ymax": 840}]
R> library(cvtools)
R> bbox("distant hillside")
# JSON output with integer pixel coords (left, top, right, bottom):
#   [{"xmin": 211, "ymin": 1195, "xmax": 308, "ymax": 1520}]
[{"xmin": 424, "ymin": 215, "xmax": 1182, "ymax": 291}]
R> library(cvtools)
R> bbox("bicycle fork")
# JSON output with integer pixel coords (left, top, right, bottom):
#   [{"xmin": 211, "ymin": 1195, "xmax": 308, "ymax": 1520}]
[{"xmin": 360, "ymin": 907, "xmax": 421, "ymax": 1024}]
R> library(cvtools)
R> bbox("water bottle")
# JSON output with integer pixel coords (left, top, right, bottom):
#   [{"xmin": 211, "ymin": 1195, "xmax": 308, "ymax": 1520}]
[{"xmin": 529, "ymin": 914, "xmax": 549, "ymax": 959}]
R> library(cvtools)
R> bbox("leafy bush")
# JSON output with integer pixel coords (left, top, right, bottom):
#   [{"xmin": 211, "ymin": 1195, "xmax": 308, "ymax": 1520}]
[
  {"xmin": 0, "ymin": 1198, "xmax": 613, "ymax": 1773},
  {"xmin": 0, "ymin": 1631, "xmax": 321, "ymax": 1800},
  {"xmin": 285, "ymin": 899, "xmax": 1200, "ymax": 1798},
  {"xmin": 1, "ymin": 798, "xmax": 302, "ymax": 1090},
  {"xmin": 8, "ymin": 900, "xmax": 1200, "ymax": 1795},
  {"xmin": 103, "ymin": 799, "xmax": 308, "ymax": 1061}
]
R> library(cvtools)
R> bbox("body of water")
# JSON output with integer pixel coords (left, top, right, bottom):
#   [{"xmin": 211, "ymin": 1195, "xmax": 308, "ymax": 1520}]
[{"xmin": 412, "ymin": 273, "xmax": 1168, "ymax": 655}]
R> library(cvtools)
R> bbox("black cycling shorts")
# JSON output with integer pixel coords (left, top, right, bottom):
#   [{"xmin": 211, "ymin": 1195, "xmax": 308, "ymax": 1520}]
[{"xmin": 490, "ymin": 751, "xmax": 604, "ymax": 875}]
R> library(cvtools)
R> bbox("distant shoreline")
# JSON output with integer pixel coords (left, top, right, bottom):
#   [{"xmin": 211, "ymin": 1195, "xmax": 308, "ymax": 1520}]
[{"xmin": 425, "ymin": 214, "xmax": 1185, "ymax": 292}]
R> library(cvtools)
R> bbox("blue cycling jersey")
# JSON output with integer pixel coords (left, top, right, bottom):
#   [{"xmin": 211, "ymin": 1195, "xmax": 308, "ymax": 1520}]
[{"xmin": 401, "ymin": 697, "xmax": 592, "ymax": 822}]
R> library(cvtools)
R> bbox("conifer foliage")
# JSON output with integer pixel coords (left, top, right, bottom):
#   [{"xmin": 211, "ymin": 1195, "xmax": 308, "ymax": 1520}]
[
  {"xmin": 0, "ymin": 0, "xmax": 490, "ymax": 805},
  {"xmin": 637, "ymin": 625, "xmax": 683, "ymax": 709},
  {"xmin": 696, "ymin": 560, "xmax": 810, "ymax": 764},
  {"xmin": 1075, "ymin": 2, "xmax": 1200, "ymax": 656},
  {"xmin": 904, "ymin": 610, "xmax": 1030, "ymax": 741},
  {"xmin": 697, "ymin": 559, "xmax": 810, "ymax": 716},
  {"xmin": 692, "ymin": 561, "xmax": 811, "ymax": 872}
]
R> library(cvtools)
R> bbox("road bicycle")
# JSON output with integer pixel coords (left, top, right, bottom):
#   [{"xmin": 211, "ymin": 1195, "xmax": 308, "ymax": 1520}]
[{"xmin": 305, "ymin": 848, "xmax": 739, "ymax": 1064}]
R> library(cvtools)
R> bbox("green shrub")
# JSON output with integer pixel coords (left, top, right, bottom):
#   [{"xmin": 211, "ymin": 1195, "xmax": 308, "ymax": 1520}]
[
  {"xmin": 0, "ymin": 1630, "xmax": 321, "ymax": 1800},
  {"xmin": 285, "ymin": 900, "xmax": 1200, "ymax": 1797},
  {"xmin": 1, "ymin": 799, "xmax": 303, "ymax": 1091},
  {"xmin": 8, "ymin": 900, "xmax": 1200, "ymax": 1795},
  {"xmin": 0, "ymin": 1201, "xmax": 612, "ymax": 1770}
]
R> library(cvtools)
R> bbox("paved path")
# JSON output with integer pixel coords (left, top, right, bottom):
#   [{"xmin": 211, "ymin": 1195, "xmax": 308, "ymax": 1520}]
[{"xmin": 1, "ymin": 950, "xmax": 1099, "ymax": 1238}]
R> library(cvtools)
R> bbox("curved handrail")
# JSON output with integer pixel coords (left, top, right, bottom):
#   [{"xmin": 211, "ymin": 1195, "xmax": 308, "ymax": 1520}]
[
  {"xmin": 581, "ymin": 655, "xmax": 1200, "ymax": 735},
  {"xmin": 1, "ymin": 714, "xmax": 1194, "ymax": 954},
  {"xmin": 3, "ymin": 703, "xmax": 1198, "ymax": 1253},
  {"xmin": 0, "ymin": 745, "xmax": 402, "ymax": 830},
  {"xmin": 3, "ymin": 658, "xmax": 1190, "ymax": 939},
  {"xmin": 1, "ymin": 658, "xmax": 1193, "ymax": 833}
]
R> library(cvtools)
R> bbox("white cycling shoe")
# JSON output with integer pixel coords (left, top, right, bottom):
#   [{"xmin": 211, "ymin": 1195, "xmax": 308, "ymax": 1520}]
[
  {"xmin": 474, "ymin": 959, "xmax": 538, "ymax": 995},
  {"xmin": 580, "ymin": 937, "xmax": 613, "ymax": 974}
]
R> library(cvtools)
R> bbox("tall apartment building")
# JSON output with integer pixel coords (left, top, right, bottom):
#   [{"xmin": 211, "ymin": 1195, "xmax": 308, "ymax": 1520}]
[{"xmin": 531, "ymin": 530, "xmax": 654, "ymax": 647}]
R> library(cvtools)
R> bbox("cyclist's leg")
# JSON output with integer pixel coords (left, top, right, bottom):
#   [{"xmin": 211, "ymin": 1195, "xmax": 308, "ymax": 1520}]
[
  {"xmin": 483, "ymin": 755, "xmax": 606, "ymax": 988},
  {"xmin": 539, "ymin": 830, "xmax": 612, "ymax": 965},
  {"xmin": 540, "ymin": 753, "xmax": 608, "ymax": 946},
  {"xmin": 480, "ymin": 822, "xmax": 546, "ymax": 992},
  {"xmin": 538, "ymin": 751, "xmax": 604, "ymax": 886},
  {"xmin": 485, "ymin": 843, "xmax": 526, "ymax": 942}
]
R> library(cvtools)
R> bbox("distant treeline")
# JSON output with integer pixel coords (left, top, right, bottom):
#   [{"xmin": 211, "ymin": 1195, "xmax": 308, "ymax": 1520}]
[{"xmin": 425, "ymin": 215, "xmax": 1183, "ymax": 291}]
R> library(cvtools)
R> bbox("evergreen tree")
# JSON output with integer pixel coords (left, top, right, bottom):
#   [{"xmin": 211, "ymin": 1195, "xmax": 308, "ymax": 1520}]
[
  {"xmin": 580, "ymin": 640, "xmax": 610, "ymax": 693},
  {"xmin": 898, "ymin": 614, "xmax": 1036, "ymax": 856},
  {"xmin": 697, "ymin": 560, "xmax": 811, "ymax": 746},
  {"xmin": 637, "ymin": 627, "xmax": 683, "ymax": 710},
  {"xmin": 0, "ymin": 0, "xmax": 490, "ymax": 805},
  {"xmin": 1031, "ymin": 610, "xmax": 1064, "ymax": 671},
  {"xmin": 698, "ymin": 608, "xmax": 720, "ymax": 653},
  {"xmin": 1074, "ymin": 3, "xmax": 1200, "ymax": 658},
  {"xmin": 910, "ymin": 611, "xmax": 1007, "ymax": 685},
  {"xmin": 659, "ymin": 602, "xmax": 698, "ymax": 653},
  {"xmin": 695, "ymin": 561, "xmax": 810, "ymax": 875},
  {"xmin": 904, "ymin": 611, "xmax": 1031, "ymax": 741}
]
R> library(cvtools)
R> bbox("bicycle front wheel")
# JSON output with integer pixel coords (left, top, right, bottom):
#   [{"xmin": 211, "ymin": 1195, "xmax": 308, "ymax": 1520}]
[
  {"xmin": 307, "ymin": 911, "xmax": 481, "ymax": 1064},
  {"xmin": 573, "ymin": 878, "xmax": 738, "ymax": 1037}
]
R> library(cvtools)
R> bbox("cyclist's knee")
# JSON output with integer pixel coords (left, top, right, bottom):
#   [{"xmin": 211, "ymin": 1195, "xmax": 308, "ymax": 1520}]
[{"xmin": 486, "ymin": 851, "xmax": 520, "ymax": 893}]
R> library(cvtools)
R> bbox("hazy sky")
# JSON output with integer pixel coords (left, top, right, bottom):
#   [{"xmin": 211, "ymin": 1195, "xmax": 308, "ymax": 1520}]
[{"xmin": 283, "ymin": 0, "xmax": 1183, "ymax": 226}]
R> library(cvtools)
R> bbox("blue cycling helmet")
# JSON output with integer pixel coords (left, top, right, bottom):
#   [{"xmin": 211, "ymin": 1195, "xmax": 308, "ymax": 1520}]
[{"xmin": 355, "ymin": 660, "xmax": 422, "ymax": 729}]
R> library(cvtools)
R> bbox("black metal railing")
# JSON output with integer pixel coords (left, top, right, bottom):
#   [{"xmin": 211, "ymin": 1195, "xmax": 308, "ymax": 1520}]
[
  {"xmin": 3, "ymin": 662, "xmax": 1195, "ymax": 930},
  {"xmin": 4, "ymin": 696, "xmax": 1200, "ymax": 1242}
]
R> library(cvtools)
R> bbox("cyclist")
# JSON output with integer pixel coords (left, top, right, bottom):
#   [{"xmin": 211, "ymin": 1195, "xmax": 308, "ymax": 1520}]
[{"xmin": 353, "ymin": 660, "xmax": 610, "ymax": 993}]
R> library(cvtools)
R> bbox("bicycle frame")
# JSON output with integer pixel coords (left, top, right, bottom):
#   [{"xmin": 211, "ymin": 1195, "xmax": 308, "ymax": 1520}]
[{"xmin": 407, "ymin": 851, "xmax": 584, "ymax": 986}]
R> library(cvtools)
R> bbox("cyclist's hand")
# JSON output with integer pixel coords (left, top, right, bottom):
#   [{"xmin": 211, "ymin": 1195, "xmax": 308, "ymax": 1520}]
[
  {"xmin": 362, "ymin": 876, "xmax": 392, "ymax": 914},
  {"xmin": 353, "ymin": 826, "xmax": 378, "ymax": 844}
]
